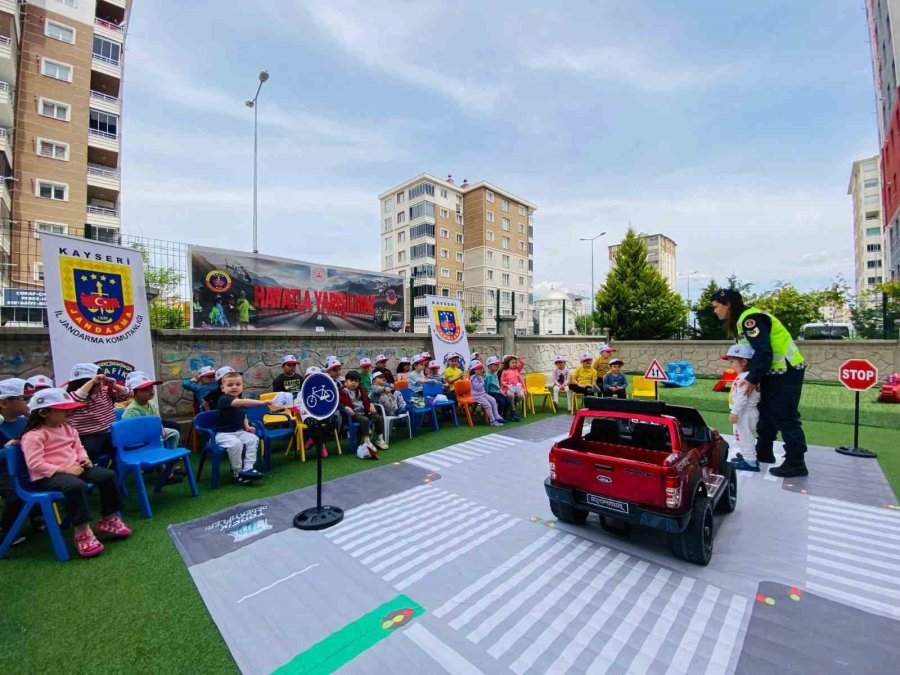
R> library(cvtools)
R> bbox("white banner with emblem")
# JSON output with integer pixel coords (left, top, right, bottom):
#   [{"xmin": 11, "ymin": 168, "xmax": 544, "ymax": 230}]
[
  {"xmin": 40, "ymin": 233, "xmax": 155, "ymax": 383},
  {"xmin": 425, "ymin": 295, "xmax": 472, "ymax": 369}
]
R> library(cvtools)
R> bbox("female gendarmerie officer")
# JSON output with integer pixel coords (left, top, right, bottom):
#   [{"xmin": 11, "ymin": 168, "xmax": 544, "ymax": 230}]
[{"xmin": 710, "ymin": 288, "xmax": 809, "ymax": 478}]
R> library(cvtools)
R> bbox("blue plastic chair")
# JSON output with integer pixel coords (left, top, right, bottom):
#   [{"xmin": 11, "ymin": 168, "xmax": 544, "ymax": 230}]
[
  {"xmin": 341, "ymin": 408, "xmax": 375, "ymax": 450},
  {"xmin": 245, "ymin": 405, "xmax": 293, "ymax": 472},
  {"xmin": 422, "ymin": 382, "xmax": 459, "ymax": 427},
  {"xmin": 193, "ymin": 411, "xmax": 230, "ymax": 490},
  {"xmin": 114, "ymin": 407, "xmax": 125, "ymax": 421},
  {"xmin": 399, "ymin": 387, "xmax": 438, "ymax": 435},
  {"xmin": 0, "ymin": 417, "xmax": 26, "ymax": 444},
  {"xmin": 0, "ymin": 444, "xmax": 71, "ymax": 562},
  {"xmin": 110, "ymin": 417, "xmax": 199, "ymax": 518}
]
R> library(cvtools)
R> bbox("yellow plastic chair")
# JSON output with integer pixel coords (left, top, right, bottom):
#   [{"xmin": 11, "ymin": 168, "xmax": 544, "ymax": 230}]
[
  {"xmin": 568, "ymin": 391, "xmax": 584, "ymax": 415},
  {"xmin": 525, "ymin": 373, "xmax": 556, "ymax": 413},
  {"xmin": 258, "ymin": 392, "xmax": 342, "ymax": 462},
  {"xmin": 630, "ymin": 376, "xmax": 657, "ymax": 400}
]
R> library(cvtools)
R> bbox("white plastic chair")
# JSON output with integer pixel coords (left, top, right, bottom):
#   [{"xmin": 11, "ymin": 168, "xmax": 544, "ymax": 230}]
[{"xmin": 373, "ymin": 403, "xmax": 412, "ymax": 445}]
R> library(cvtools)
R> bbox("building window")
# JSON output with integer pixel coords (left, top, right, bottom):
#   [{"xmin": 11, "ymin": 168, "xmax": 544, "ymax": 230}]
[
  {"xmin": 865, "ymin": 211, "xmax": 880, "ymax": 220},
  {"xmin": 34, "ymin": 262, "xmax": 44, "ymax": 282},
  {"xmin": 397, "ymin": 250, "xmax": 407, "ymax": 263},
  {"xmin": 442, "ymin": 288, "xmax": 450, "ymax": 297},
  {"xmin": 864, "ymin": 193, "xmax": 880, "ymax": 205},
  {"xmin": 397, "ymin": 211, "xmax": 405, "ymax": 224},
  {"xmin": 502, "ymin": 218, "xmax": 510, "ymax": 231},
  {"xmin": 487, "ymin": 250, "xmax": 494, "ymax": 262},
  {"xmin": 501, "ymin": 198, "xmax": 509, "ymax": 212},
  {"xmin": 867, "ymin": 243, "xmax": 882, "ymax": 252},
  {"xmin": 410, "ymin": 201, "xmax": 435, "ymax": 220},
  {"xmin": 411, "ymin": 243, "xmax": 435, "ymax": 260},
  {"xmin": 518, "ymin": 223, "xmax": 526, "ymax": 234},
  {"xmin": 519, "ymin": 276, "xmax": 525, "ymax": 287},
  {"xmin": 409, "ymin": 182, "xmax": 435, "ymax": 200},
  {"xmin": 457, "ymin": 290, "xmax": 464, "ymax": 300},
  {"xmin": 412, "ymin": 264, "xmax": 435, "ymax": 277},
  {"xmin": 528, "ymin": 259, "xmax": 533, "ymax": 272},
  {"xmin": 383, "ymin": 217, "xmax": 392, "ymax": 232},
  {"xmin": 441, "ymin": 268, "xmax": 450, "ymax": 278},
  {"xmin": 397, "ymin": 231, "xmax": 406, "ymax": 243},
  {"xmin": 486, "ymin": 231, "xmax": 494, "ymax": 242},
  {"xmin": 456, "ymin": 252, "xmax": 463, "ymax": 262},
  {"xmin": 384, "ymin": 197, "xmax": 393, "ymax": 213},
  {"xmin": 440, "ymin": 188, "xmax": 448, "ymax": 198},
  {"xmin": 868, "ymin": 276, "xmax": 883, "ymax": 284},
  {"xmin": 486, "ymin": 211, "xmax": 494, "ymax": 223},
  {"xmin": 89, "ymin": 110, "xmax": 118, "ymax": 138},
  {"xmin": 34, "ymin": 221, "xmax": 68, "ymax": 238},
  {"xmin": 456, "ymin": 271, "xmax": 464, "ymax": 282},
  {"xmin": 384, "ymin": 255, "xmax": 393, "ymax": 268},
  {"xmin": 867, "ymin": 259, "xmax": 883, "ymax": 268},
  {"xmin": 46, "ymin": 20, "xmax": 76, "ymax": 44},
  {"xmin": 396, "ymin": 192, "xmax": 405, "ymax": 204},
  {"xmin": 518, "ymin": 205, "xmax": 526, "ymax": 216},
  {"xmin": 399, "ymin": 269, "xmax": 406, "ymax": 279},
  {"xmin": 518, "ymin": 241, "xmax": 525, "ymax": 252},
  {"xmin": 455, "ymin": 213, "xmax": 462, "ymax": 224},
  {"xmin": 456, "ymin": 233, "xmax": 463, "ymax": 244},
  {"xmin": 36, "ymin": 180, "xmax": 68, "ymax": 201},
  {"xmin": 410, "ymin": 222, "xmax": 435, "ymax": 240},
  {"xmin": 502, "ymin": 273, "xmax": 510, "ymax": 286},
  {"xmin": 440, "ymin": 228, "xmax": 449, "ymax": 238},
  {"xmin": 38, "ymin": 98, "xmax": 70, "ymax": 121},
  {"xmin": 441, "ymin": 248, "xmax": 449, "ymax": 258},
  {"xmin": 866, "ymin": 226, "xmax": 881, "ymax": 236},
  {"xmin": 383, "ymin": 236, "xmax": 394, "ymax": 253},
  {"xmin": 502, "ymin": 254, "xmax": 510, "ymax": 268},
  {"xmin": 487, "ymin": 270, "xmax": 494, "ymax": 280},
  {"xmin": 37, "ymin": 139, "xmax": 69, "ymax": 161},
  {"xmin": 518, "ymin": 258, "xmax": 525, "ymax": 269},
  {"xmin": 486, "ymin": 190, "xmax": 494, "ymax": 203},
  {"xmin": 41, "ymin": 58, "xmax": 73, "ymax": 82},
  {"xmin": 84, "ymin": 224, "xmax": 119, "ymax": 243},
  {"xmin": 502, "ymin": 237, "xmax": 510, "ymax": 250},
  {"xmin": 92, "ymin": 37, "xmax": 121, "ymax": 65},
  {"xmin": 863, "ymin": 178, "xmax": 879, "ymax": 188},
  {"xmin": 440, "ymin": 208, "xmax": 449, "ymax": 218},
  {"xmin": 528, "ymin": 242, "xmax": 534, "ymax": 255}
]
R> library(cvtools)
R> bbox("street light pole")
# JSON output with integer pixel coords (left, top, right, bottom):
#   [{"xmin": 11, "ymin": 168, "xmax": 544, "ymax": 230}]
[
  {"xmin": 679, "ymin": 270, "xmax": 699, "ymax": 333},
  {"xmin": 579, "ymin": 232, "xmax": 606, "ymax": 335},
  {"xmin": 245, "ymin": 70, "xmax": 269, "ymax": 254}
]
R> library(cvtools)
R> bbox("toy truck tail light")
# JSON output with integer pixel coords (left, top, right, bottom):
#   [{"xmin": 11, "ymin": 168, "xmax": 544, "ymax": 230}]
[
  {"xmin": 549, "ymin": 461, "xmax": 557, "ymax": 481},
  {"xmin": 665, "ymin": 475, "xmax": 682, "ymax": 508}
]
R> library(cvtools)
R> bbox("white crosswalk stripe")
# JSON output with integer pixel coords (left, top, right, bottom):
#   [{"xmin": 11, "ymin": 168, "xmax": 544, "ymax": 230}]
[
  {"xmin": 401, "ymin": 432, "xmax": 518, "ymax": 473},
  {"xmin": 332, "ymin": 493, "xmax": 462, "ymax": 548},
  {"xmin": 805, "ymin": 496, "xmax": 900, "ymax": 619},
  {"xmin": 403, "ymin": 456, "xmax": 447, "ymax": 472},
  {"xmin": 325, "ymin": 485, "xmax": 433, "ymax": 537}
]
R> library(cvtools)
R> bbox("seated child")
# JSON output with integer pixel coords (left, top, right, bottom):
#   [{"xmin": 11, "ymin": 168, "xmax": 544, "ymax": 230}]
[
  {"xmin": 358, "ymin": 358, "xmax": 374, "ymax": 394},
  {"xmin": 66, "ymin": 363, "xmax": 132, "ymax": 461},
  {"xmin": 272, "ymin": 355, "xmax": 304, "ymax": 393},
  {"xmin": 293, "ymin": 366, "xmax": 337, "ymax": 459},
  {"xmin": 442, "ymin": 353, "xmax": 464, "ymax": 401},
  {"xmin": 0, "ymin": 378, "xmax": 43, "ymax": 546},
  {"xmin": 122, "ymin": 372, "xmax": 181, "ymax": 449},
  {"xmin": 407, "ymin": 355, "xmax": 437, "ymax": 394},
  {"xmin": 25, "ymin": 375, "xmax": 54, "ymax": 395},
  {"xmin": 485, "ymin": 356, "xmax": 516, "ymax": 421},
  {"xmin": 500, "ymin": 355, "xmax": 527, "ymax": 416},
  {"xmin": 427, "ymin": 360, "xmax": 442, "ymax": 381},
  {"xmin": 603, "ymin": 359, "xmax": 627, "ymax": 399},
  {"xmin": 468, "ymin": 360, "xmax": 504, "ymax": 427},
  {"xmin": 395, "ymin": 357, "xmax": 411, "ymax": 382},
  {"xmin": 182, "ymin": 366, "xmax": 218, "ymax": 411},
  {"xmin": 340, "ymin": 370, "xmax": 387, "ymax": 452},
  {"xmin": 551, "ymin": 356, "xmax": 569, "ymax": 406},
  {"xmin": 21, "ymin": 388, "xmax": 132, "ymax": 558},
  {"xmin": 370, "ymin": 370, "xmax": 406, "ymax": 416},
  {"xmin": 569, "ymin": 353, "xmax": 598, "ymax": 397},
  {"xmin": 213, "ymin": 371, "xmax": 270, "ymax": 485},
  {"xmin": 374, "ymin": 355, "xmax": 395, "ymax": 385},
  {"xmin": 592, "ymin": 344, "xmax": 615, "ymax": 394}
]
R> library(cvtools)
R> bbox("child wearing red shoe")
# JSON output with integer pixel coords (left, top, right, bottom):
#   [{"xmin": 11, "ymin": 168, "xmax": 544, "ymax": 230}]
[{"xmin": 20, "ymin": 388, "xmax": 131, "ymax": 557}]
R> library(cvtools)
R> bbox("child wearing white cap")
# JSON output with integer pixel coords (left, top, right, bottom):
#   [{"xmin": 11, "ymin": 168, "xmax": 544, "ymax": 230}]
[
  {"xmin": 66, "ymin": 363, "xmax": 132, "ymax": 462},
  {"xmin": 484, "ymin": 356, "xmax": 515, "ymax": 421},
  {"xmin": 273, "ymin": 355, "xmax": 303, "ymax": 394},
  {"xmin": 468, "ymin": 361, "xmax": 504, "ymax": 427},
  {"xmin": 122, "ymin": 372, "xmax": 180, "ymax": 450},
  {"xmin": 25, "ymin": 375, "xmax": 53, "ymax": 394},
  {"xmin": 569, "ymin": 353, "xmax": 598, "ymax": 398},
  {"xmin": 723, "ymin": 344, "xmax": 761, "ymax": 471},
  {"xmin": 374, "ymin": 355, "xmax": 395, "ymax": 385},
  {"xmin": 182, "ymin": 365, "xmax": 218, "ymax": 411},
  {"xmin": 395, "ymin": 357, "xmax": 411, "ymax": 382},
  {"xmin": 0, "ymin": 378, "xmax": 42, "ymax": 547},
  {"xmin": 21, "ymin": 388, "xmax": 132, "ymax": 557},
  {"xmin": 551, "ymin": 356, "xmax": 569, "ymax": 406},
  {"xmin": 358, "ymin": 358, "xmax": 374, "ymax": 395}
]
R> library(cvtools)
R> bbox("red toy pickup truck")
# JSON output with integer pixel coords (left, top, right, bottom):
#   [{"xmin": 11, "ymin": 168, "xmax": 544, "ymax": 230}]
[{"xmin": 545, "ymin": 397, "xmax": 736, "ymax": 565}]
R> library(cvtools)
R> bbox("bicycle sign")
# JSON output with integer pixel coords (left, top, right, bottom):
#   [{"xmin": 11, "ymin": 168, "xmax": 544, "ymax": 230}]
[{"xmin": 299, "ymin": 373, "xmax": 340, "ymax": 420}]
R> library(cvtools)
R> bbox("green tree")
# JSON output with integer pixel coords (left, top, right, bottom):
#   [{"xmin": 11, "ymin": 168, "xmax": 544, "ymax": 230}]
[
  {"xmin": 755, "ymin": 282, "xmax": 821, "ymax": 337},
  {"xmin": 574, "ymin": 314, "xmax": 592, "ymax": 335},
  {"xmin": 465, "ymin": 305, "xmax": 483, "ymax": 334},
  {"xmin": 596, "ymin": 229, "xmax": 687, "ymax": 339},
  {"xmin": 851, "ymin": 281, "xmax": 900, "ymax": 339},
  {"xmin": 130, "ymin": 243, "xmax": 188, "ymax": 329},
  {"xmin": 691, "ymin": 275, "xmax": 756, "ymax": 339}
]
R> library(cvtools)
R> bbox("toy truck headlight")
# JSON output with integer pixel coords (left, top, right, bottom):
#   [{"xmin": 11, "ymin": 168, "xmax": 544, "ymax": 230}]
[
  {"xmin": 550, "ymin": 461, "xmax": 557, "ymax": 480},
  {"xmin": 665, "ymin": 475, "xmax": 682, "ymax": 508}
]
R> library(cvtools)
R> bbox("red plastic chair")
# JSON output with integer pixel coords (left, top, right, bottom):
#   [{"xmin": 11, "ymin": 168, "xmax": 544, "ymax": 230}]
[{"xmin": 454, "ymin": 380, "xmax": 490, "ymax": 427}]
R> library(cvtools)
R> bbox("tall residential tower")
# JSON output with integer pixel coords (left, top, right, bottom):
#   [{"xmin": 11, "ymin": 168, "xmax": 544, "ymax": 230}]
[{"xmin": 848, "ymin": 156, "xmax": 886, "ymax": 296}]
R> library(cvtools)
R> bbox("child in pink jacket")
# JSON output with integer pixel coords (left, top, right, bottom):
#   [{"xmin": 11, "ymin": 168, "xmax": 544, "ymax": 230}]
[{"xmin": 500, "ymin": 355, "xmax": 526, "ymax": 415}]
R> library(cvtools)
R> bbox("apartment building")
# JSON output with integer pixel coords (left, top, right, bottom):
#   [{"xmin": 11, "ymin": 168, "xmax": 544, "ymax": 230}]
[
  {"xmin": 0, "ymin": 0, "xmax": 130, "ymax": 326},
  {"xmin": 378, "ymin": 174, "xmax": 536, "ymax": 333},
  {"xmin": 608, "ymin": 232, "xmax": 677, "ymax": 290},
  {"xmin": 848, "ymin": 156, "xmax": 886, "ymax": 297}
]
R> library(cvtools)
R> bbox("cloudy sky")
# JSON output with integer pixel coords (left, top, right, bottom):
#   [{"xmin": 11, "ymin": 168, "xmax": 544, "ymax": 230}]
[{"xmin": 121, "ymin": 0, "xmax": 877, "ymax": 301}]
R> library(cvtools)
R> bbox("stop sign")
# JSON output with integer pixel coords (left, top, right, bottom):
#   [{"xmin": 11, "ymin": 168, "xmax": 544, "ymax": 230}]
[{"xmin": 839, "ymin": 359, "xmax": 879, "ymax": 391}]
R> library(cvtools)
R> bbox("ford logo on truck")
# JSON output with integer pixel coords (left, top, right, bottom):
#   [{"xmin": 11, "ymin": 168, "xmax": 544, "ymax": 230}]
[{"xmin": 596, "ymin": 475, "xmax": 612, "ymax": 483}]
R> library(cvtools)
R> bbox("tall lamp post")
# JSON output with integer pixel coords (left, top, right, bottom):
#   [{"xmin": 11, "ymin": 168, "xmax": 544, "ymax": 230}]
[
  {"xmin": 679, "ymin": 270, "xmax": 699, "ymax": 334},
  {"xmin": 245, "ymin": 70, "xmax": 269, "ymax": 254},
  {"xmin": 579, "ymin": 232, "xmax": 606, "ymax": 335}
]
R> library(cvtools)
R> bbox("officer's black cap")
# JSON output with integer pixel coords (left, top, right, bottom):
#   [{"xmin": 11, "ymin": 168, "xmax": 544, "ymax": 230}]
[{"xmin": 710, "ymin": 288, "xmax": 742, "ymax": 304}]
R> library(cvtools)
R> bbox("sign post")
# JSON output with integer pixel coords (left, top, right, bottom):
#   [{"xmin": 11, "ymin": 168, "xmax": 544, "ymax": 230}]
[
  {"xmin": 836, "ymin": 359, "xmax": 879, "ymax": 459},
  {"xmin": 293, "ymin": 373, "xmax": 344, "ymax": 530},
  {"xmin": 643, "ymin": 358, "xmax": 668, "ymax": 400}
]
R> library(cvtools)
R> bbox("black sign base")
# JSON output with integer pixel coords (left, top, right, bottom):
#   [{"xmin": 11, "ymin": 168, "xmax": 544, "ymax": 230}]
[
  {"xmin": 836, "ymin": 446, "xmax": 878, "ymax": 459},
  {"xmin": 294, "ymin": 506, "xmax": 344, "ymax": 531}
]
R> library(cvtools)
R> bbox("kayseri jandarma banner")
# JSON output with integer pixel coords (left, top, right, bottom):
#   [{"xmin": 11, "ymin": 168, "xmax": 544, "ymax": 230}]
[
  {"xmin": 190, "ymin": 246, "xmax": 404, "ymax": 332},
  {"xmin": 425, "ymin": 295, "xmax": 471, "ymax": 368},
  {"xmin": 40, "ymin": 232, "xmax": 155, "ymax": 383}
]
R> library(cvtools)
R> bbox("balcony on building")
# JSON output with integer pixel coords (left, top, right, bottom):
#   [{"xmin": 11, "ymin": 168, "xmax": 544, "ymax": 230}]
[
  {"xmin": 0, "ymin": 81, "xmax": 11, "ymax": 128},
  {"xmin": 0, "ymin": 177, "xmax": 9, "ymax": 212},
  {"xmin": 86, "ymin": 200, "xmax": 120, "ymax": 230},
  {"xmin": 0, "ymin": 31, "xmax": 13, "ymax": 86},
  {"xmin": 95, "ymin": 0, "xmax": 127, "ymax": 37},
  {"xmin": 92, "ymin": 36, "xmax": 122, "ymax": 79},
  {"xmin": 87, "ymin": 163, "xmax": 120, "ymax": 194},
  {"xmin": 88, "ymin": 108, "xmax": 120, "ymax": 157},
  {"xmin": 0, "ymin": 127, "xmax": 10, "ymax": 166}
]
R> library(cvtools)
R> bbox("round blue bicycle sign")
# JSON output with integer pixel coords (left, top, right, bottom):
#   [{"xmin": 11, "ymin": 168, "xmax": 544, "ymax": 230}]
[{"xmin": 300, "ymin": 373, "xmax": 340, "ymax": 420}]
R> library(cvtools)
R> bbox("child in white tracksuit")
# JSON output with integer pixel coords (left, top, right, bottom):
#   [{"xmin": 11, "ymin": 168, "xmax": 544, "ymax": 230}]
[
  {"xmin": 724, "ymin": 344, "xmax": 761, "ymax": 472},
  {"xmin": 551, "ymin": 356, "xmax": 569, "ymax": 406}
]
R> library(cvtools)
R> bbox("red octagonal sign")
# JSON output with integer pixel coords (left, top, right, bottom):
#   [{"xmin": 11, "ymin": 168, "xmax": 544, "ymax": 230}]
[{"xmin": 839, "ymin": 359, "xmax": 879, "ymax": 391}]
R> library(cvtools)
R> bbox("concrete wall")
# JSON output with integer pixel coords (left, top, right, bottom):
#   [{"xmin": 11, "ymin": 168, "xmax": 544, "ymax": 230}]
[{"xmin": 1, "ymin": 329, "xmax": 897, "ymax": 417}]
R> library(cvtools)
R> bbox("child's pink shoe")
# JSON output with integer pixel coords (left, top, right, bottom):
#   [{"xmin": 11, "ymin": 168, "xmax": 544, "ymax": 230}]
[
  {"xmin": 94, "ymin": 515, "xmax": 132, "ymax": 539},
  {"xmin": 75, "ymin": 531, "xmax": 104, "ymax": 558},
  {"xmin": 320, "ymin": 445, "xmax": 328, "ymax": 458},
  {"xmin": 305, "ymin": 437, "xmax": 315, "ymax": 450}
]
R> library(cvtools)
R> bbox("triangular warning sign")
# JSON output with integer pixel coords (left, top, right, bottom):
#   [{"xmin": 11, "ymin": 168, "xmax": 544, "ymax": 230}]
[{"xmin": 644, "ymin": 359, "xmax": 668, "ymax": 381}]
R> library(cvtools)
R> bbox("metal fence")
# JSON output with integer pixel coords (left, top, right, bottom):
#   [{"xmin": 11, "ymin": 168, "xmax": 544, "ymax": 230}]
[{"xmin": 406, "ymin": 283, "xmax": 532, "ymax": 335}]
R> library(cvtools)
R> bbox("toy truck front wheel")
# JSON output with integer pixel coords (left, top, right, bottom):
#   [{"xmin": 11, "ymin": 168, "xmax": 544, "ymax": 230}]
[
  {"xmin": 668, "ymin": 494, "xmax": 714, "ymax": 565},
  {"xmin": 549, "ymin": 498, "xmax": 589, "ymax": 525}
]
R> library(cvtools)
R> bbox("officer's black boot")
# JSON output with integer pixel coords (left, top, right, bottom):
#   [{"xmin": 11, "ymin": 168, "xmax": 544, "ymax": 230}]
[
  {"xmin": 756, "ymin": 447, "xmax": 777, "ymax": 464},
  {"xmin": 769, "ymin": 461, "xmax": 808, "ymax": 478}
]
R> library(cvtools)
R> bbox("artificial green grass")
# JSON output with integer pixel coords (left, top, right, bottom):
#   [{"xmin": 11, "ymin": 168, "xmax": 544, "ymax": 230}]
[{"xmin": 0, "ymin": 412, "xmax": 560, "ymax": 674}]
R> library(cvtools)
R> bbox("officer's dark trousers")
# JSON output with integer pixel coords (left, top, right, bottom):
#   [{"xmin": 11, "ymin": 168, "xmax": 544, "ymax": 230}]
[{"xmin": 756, "ymin": 366, "xmax": 807, "ymax": 465}]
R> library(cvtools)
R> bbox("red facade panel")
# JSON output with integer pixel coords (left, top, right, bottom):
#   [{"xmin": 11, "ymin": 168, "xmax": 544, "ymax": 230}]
[{"xmin": 881, "ymin": 90, "xmax": 900, "ymax": 228}]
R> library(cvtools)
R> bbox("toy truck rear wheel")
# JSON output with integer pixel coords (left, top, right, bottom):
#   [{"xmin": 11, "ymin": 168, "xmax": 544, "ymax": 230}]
[
  {"xmin": 716, "ymin": 462, "xmax": 737, "ymax": 514},
  {"xmin": 668, "ymin": 494, "xmax": 714, "ymax": 565},
  {"xmin": 549, "ymin": 499, "xmax": 588, "ymax": 525}
]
